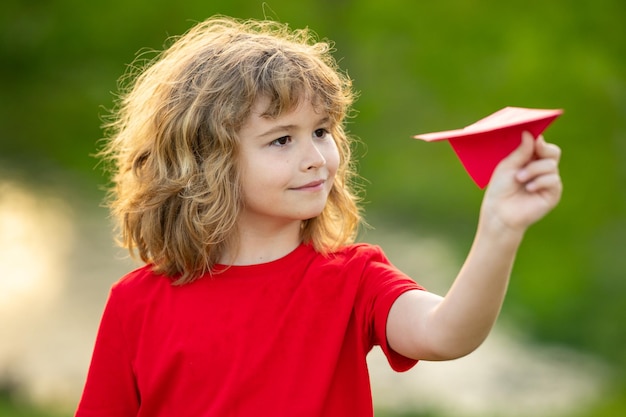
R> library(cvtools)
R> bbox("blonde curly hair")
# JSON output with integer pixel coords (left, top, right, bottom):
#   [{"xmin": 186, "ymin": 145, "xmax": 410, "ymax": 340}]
[{"xmin": 99, "ymin": 16, "xmax": 362, "ymax": 284}]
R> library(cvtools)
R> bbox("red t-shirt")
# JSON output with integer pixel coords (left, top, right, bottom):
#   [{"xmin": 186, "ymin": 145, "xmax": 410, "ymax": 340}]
[{"xmin": 75, "ymin": 243, "xmax": 423, "ymax": 417}]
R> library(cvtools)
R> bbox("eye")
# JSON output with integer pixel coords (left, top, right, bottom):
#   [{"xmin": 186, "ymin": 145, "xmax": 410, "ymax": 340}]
[
  {"xmin": 270, "ymin": 136, "xmax": 291, "ymax": 147},
  {"xmin": 313, "ymin": 128, "xmax": 329, "ymax": 139}
]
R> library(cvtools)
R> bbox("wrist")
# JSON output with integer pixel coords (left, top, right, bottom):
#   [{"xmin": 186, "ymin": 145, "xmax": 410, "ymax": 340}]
[{"xmin": 476, "ymin": 210, "xmax": 526, "ymax": 249}]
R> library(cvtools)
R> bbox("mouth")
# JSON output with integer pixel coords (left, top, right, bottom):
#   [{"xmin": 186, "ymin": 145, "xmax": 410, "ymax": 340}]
[{"xmin": 290, "ymin": 179, "xmax": 326, "ymax": 191}]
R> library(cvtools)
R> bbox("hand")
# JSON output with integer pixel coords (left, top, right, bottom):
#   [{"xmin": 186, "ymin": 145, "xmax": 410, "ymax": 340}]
[{"xmin": 481, "ymin": 131, "xmax": 563, "ymax": 233}]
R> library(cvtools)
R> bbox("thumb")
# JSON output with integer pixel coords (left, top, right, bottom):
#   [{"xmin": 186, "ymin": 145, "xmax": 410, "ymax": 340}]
[{"xmin": 501, "ymin": 131, "xmax": 535, "ymax": 169}]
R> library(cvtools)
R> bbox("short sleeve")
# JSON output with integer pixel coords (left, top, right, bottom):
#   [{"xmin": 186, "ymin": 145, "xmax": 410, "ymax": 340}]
[
  {"xmin": 355, "ymin": 245, "xmax": 424, "ymax": 372},
  {"xmin": 75, "ymin": 287, "xmax": 140, "ymax": 417}
]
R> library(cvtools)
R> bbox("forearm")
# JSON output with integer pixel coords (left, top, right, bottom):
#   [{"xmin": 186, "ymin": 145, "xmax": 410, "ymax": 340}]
[
  {"xmin": 387, "ymin": 134, "xmax": 561, "ymax": 361},
  {"xmin": 424, "ymin": 133, "xmax": 562, "ymax": 358},
  {"xmin": 425, "ymin": 219, "xmax": 525, "ymax": 359}
]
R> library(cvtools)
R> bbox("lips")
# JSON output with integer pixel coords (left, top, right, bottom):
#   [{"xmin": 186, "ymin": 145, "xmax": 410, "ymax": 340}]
[{"xmin": 291, "ymin": 179, "xmax": 326, "ymax": 190}]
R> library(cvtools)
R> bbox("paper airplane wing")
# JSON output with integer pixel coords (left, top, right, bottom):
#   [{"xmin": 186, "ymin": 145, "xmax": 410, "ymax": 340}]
[{"xmin": 413, "ymin": 107, "xmax": 563, "ymax": 188}]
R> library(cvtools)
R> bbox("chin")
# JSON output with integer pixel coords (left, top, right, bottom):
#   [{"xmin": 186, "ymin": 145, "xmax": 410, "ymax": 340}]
[{"xmin": 298, "ymin": 209, "xmax": 325, "ymax": 222}]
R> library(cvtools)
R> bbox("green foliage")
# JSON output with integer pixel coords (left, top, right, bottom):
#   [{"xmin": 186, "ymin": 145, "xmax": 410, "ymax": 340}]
[{"xmin": 1, "ymin": 0, "xmax": 625, "ymax": 410}]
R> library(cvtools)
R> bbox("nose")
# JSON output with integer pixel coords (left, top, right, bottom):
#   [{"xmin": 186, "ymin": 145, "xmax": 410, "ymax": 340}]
[{"xmin": 303, "ymin": 140, "xmax": 327, "ymax": 170}]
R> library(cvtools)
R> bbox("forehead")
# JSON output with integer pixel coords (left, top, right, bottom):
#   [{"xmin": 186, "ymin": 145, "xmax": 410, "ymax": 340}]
[
  {"xmin": 248, "ymin": 96, "xmax": 274, "ymax": 119},
  {"xmin": 246, "ymin": 94, "xmax": 327, "ymax": 122},
  {"xmin": 239, "ymin": 96, "xmax": 331, "ymax": 142}
]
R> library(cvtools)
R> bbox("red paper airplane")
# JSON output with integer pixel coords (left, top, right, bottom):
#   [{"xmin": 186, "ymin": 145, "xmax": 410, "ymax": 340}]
[{"xmin": 413, "ymin": 107, "xmax": 563, "ymax": 188}]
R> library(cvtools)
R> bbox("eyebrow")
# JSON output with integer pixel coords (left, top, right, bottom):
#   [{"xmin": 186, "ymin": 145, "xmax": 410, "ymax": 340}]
[{"xmin": 257, "ymin": 116, "xmax": 331, "ymax": 139}]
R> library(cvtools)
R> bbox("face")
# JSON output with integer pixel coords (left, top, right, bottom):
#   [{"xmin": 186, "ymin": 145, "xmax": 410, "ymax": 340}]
[{"xmin": 236, "ymin": 97, "xmax": 340, "ymax": 233}]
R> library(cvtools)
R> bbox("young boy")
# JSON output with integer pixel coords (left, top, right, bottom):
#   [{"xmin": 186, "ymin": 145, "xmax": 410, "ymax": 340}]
[{"xmin": 75, "ymin": 16, "xmax": 562, "ymax": 417}]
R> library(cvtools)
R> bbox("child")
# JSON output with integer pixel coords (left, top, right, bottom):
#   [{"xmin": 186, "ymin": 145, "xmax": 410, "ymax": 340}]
[{"xmin": 75, "ymin": 16, "xmax": 562, "ymax": 417}]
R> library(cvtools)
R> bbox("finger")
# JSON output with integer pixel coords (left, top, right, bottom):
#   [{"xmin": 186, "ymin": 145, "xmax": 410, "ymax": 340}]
[
  {"xmin": 535, "ymin": 135, "xmax": 562, "ymax": 162},
  {"xmin": 524, "ymin": 172, "xmax": 563, "ymax": 194},
  {"xmin": 501, "ymin": 131, "xmax": 534, "ymax": 169},
  {"xmin": 516, "ymin": 157, "xmax": 559, "ymax": 183}
]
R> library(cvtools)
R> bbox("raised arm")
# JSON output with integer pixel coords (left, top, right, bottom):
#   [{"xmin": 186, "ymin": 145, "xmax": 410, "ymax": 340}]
[{"xmin": 387, "ymin": 132, "xmax": 562, "ymax": 361}]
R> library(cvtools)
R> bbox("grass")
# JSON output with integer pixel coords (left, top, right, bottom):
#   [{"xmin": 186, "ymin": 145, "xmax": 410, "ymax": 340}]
[
  {"xmin": 2, "ymin": 389, "xmax": 625, "ymax": 417},
  {"xmin": 0, "ymin": 395, "xmax": 68, "ymax": 417}
]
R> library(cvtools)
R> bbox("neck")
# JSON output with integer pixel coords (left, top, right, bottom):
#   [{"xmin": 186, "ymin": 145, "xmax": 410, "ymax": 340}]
[{"xmin": 221, "ymin": 219, "xmax": 303, "ymax": 266}]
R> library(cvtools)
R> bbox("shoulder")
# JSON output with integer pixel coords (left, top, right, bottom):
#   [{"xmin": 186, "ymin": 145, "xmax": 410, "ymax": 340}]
[
  {"xmin": 331, "ymin": 243, "xmax": 421, "ymax": 290},
  {"xmin": 303, "ymin": 243, "xmax": 397, "ymax": 281},
  {"xmin": 101, "ymin": 265, "xmax": 179, "ymax": 329},
  {"xmin": 110, "ymin": 264, "xmax": 172, "ymax": 298},
  {"xmin": 327, "ymin": 243, "xmax": 390, "ymax": 265},
  {"xmin": 282, "ymin": 243, "xmax": 393, "ymax": 281}
]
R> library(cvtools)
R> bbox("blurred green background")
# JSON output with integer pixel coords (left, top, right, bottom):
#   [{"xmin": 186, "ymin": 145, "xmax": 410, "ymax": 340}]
[{"xmin": 1, "ymin": 0, "xmax": 624, "ymax": 416}]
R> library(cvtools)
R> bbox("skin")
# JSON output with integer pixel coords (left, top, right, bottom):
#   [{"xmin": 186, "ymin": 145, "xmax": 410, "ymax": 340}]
[
  {"xmin": 235, "ymin": 99, "xmax": 563, "ymax": 361},
  {"xmin": 232, "ymin": 97, "xmax": 340, "ymax": 265}
]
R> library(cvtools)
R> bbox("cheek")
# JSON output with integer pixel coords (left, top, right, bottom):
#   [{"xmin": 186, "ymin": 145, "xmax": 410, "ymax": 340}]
[
  {"xmin": 240, "ymin": 153, "xmax": 288, "ymax": 192},
  {"xmin": 326, "ymin": 142, "xmax": 341, "ymax": 176},
  {"xmin": 239, "ymin": 156, "xmax": 263, "ymax": 197}
]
